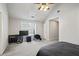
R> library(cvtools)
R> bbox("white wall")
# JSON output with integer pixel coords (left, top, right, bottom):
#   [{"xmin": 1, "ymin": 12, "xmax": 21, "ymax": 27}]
[
  {"xmin": 8, "ymin": 18, "xmax": 44, "ymax": 38},
  {"xmin": 35, "ymin": 22, "xmax": 44, "ymax": 38},
  {"xmin": 44, "ymin": 3, "xmax": 79, "ymax": 44},
  {"xmin": 44, "ymin": 20, "xmax": 49, "ymax": 40},
  {"xmin": 9, "ymin": 18, "xmax": 20, "ymax": 35},
  {"xmin": 0, "ymin": 4, "xmax": 8, "ymax": 55}
]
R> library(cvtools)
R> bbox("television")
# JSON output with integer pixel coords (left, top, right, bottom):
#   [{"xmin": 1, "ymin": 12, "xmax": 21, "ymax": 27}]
[{"xmin": 19, "ymin": 31, "xmax": 28, "ymax": 35}]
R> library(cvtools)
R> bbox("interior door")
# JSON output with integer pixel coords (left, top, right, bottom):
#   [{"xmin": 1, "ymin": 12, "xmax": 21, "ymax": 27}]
[{"xmin": 49, "ymin": 20, "xmax": 59, "ymax": 41}]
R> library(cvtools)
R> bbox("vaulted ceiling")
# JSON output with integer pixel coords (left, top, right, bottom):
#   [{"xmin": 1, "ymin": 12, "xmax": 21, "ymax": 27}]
[{"xmin": 7, "ymin": 3, "xmax": 55, "ymax": 22}]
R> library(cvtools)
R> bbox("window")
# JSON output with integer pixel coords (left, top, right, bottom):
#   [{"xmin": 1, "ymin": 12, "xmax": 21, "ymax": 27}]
[{"xmin": 20, "ymin": 21, "xmax": 36, "ymax": 35}]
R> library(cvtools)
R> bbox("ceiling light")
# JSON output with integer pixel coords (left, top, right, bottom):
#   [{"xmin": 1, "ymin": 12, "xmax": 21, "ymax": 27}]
[
  {"xmin": 39, "ymin": 5, "xmax": 44, "ymax": 11},
  {"xmin": 38, "ymin": 3, "xmax": 49, "ymax": 11},
  {"xmin": 44, "ymin": 6, "xmax": 49, "ymax": 11}
]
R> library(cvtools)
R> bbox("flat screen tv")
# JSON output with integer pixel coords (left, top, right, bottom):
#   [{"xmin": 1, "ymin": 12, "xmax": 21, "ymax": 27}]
[{"xmin": 19, "ymin": 31, "xmax": 28, "ymax": 35}]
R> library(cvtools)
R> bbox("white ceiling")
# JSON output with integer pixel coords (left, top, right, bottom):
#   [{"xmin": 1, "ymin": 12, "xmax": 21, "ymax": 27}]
[{"xmin": 7, "ymin": 3, "xmax": 55, "ymax": 22}]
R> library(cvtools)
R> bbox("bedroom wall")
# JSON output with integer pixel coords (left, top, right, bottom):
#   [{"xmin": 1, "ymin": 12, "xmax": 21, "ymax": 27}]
[
  {"xmin": 9, "ymin": 18, "xmax": 20, "ymax": 35},
  {"xmin": 35, "ymin": 22, "xmax": 44, "ymax": 38},
  {"xmin": 0, "ymin": 3, "xmax": 8, "ymax": 55},
  {"xmin": 44, "ymin": 3, "xmax": 79, "ymax": 44},
  {"xmin": 44, "ymin": 20, "xmax": 49, "ymax": 40},
  {"xmin": 8, "ymin": 18, "xmax": 44, "ymax": 38}
]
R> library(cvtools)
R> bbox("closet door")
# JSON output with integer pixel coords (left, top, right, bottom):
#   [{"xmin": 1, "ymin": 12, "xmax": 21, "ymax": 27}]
[{"xmin": 49, "ymin": 20, "xmax": 59, "ymax": 41}]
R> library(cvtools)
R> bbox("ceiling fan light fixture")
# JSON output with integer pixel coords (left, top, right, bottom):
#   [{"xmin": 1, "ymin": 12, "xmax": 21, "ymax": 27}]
[
  {"xmin": 38, "ymin": 3, "xmax": 49, "ymax": 11},
  {"xmin": 39, "ymin": 5, "xmax": 44, "ymax": 11},
  {"xmin": 44, "ymin": 6, "xmax": 49, "ymax": 11}
]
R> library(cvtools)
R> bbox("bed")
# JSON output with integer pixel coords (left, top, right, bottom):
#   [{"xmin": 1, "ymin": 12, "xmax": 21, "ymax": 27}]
[{"xmin": 37, "ymin": 42, "xmax": 79, "ymax": 56}]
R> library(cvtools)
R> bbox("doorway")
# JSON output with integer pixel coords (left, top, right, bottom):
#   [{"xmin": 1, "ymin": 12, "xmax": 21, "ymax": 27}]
[{"xmin": 49, "ymin": 18, "xmax": 59, "ymax": 41}]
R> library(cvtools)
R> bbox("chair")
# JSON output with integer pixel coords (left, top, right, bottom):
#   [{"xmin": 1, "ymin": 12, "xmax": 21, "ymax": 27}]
[
  {"xmin": 26, "ymin": 36, "xmax": 31, "ymax": 42},
  {"xmin": 34, "ymin": 34, "xmax": 42, "ymax": 40},
  {"xmin": 16, "ymin": 35, "xmax": 23, "ymax": 44}
]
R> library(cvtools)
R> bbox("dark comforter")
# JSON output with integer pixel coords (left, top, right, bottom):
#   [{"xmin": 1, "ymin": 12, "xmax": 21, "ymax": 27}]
[{"xmin": 37, "ymin": 42, "xmax": 79, "ymax": 56}]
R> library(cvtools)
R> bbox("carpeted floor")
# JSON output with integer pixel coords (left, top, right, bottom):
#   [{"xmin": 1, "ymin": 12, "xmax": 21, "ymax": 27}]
[{"xmin": 2, "ymin": 40, "xmax": 58, "ymax": 56}]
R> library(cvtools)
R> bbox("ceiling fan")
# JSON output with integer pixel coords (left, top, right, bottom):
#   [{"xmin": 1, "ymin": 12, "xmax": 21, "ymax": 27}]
[{"xmin": 35, "ymin": 3, "xmax": 54, "ymax": 11}]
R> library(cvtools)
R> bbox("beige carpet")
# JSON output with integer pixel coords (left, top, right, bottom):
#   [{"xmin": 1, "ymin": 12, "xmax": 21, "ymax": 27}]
[{"xmin": 2, "ymin": 40, "xmax": 58, "ymax": 56}]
